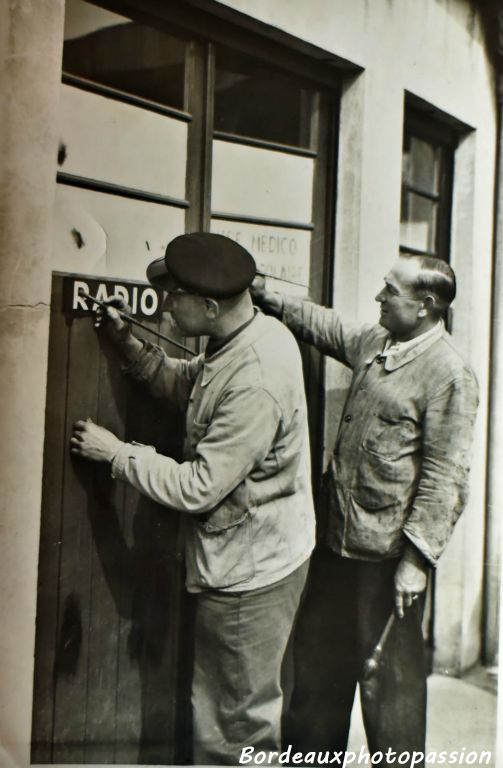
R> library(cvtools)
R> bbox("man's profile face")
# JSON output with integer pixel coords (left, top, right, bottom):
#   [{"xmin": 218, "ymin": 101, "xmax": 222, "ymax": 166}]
[
  {"xmin": 375, "ymin": 259, "xmax": 426, "ymax": 340},
  {"xmin": 162, "ymin": 278, "xmax": 211, "ymax": 337}
]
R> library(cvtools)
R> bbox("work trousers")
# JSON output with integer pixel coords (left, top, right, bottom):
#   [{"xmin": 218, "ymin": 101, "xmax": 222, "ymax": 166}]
[
  {"xmin": 192, "ymin": 560, "xmax": 309, "ymax": 765},
  {"xmin": 285, "ymin": 548, "xmax": 427, "ymax": 765}
]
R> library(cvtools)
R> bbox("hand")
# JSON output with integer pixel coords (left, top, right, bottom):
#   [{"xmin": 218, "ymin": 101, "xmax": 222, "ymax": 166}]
[
  {"xmin": 249, "ymin": 274, "xmax": 267, "ymax": 305},
  {"xmin": 93, "ymin": 296, "xmax": 133, "ymax": 344},
  {"xmin": 394, "ymin": 545, "xmax": 429, "ymax": 619},
  {"xmin": 70, "ymin": 419, "xmax": 123, "ymax": 463},
  {"xmin": 249, "ymin": 274, "xmax": 283, "ymax": 317}
]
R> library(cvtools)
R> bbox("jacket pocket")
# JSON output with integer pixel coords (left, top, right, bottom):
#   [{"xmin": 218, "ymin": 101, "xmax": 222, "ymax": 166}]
[
  {"xmin": 345, "ymin": 493, "xmax": 405, "ymax": 558},
  {"xmin": 362, "ymin": 413, "xmax": 415, "ymax": 461},
  {"xmin": 197, "ymin": 481, "xmax": 250, "ymax": 534}
]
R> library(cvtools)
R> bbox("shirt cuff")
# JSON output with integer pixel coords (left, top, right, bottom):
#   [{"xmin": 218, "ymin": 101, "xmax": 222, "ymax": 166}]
[
  {"xmin": 403, "ymin": 527, "xmax": 438, "ymax": 567},
  {"xmin": 110, "ymin": 441, "xmax": 153, "ymax": 480}
]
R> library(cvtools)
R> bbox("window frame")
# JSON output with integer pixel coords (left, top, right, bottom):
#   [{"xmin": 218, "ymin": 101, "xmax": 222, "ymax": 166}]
[{"xmin": 400, "ymin": 108, "xmax": 457, "ymax": 262}]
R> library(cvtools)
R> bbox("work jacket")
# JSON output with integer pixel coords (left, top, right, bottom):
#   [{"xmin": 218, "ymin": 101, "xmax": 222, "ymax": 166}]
[
  {"xmin": 111, "ymin": 311, "xmax": 315, "ymax": 591},
  {"xmin": 282, "ymin": 297, "xmax": 478, "ymax": 565}
]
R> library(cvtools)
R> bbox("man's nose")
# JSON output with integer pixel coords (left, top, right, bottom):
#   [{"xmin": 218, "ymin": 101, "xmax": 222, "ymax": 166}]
[
  {"xmin": 375, "ymin": 289, "xmax": 385, "ymax": 303},
  {"xmin": 162, "ymin": 293, "xmax": 174, "ymax": 311}
]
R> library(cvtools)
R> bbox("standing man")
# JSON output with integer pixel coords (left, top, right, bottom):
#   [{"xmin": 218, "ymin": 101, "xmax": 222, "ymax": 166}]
[
  {"xmin": 70, "ymin": 233, "xmax": 315, "ymax": 765},
  {"xmin": 252, "ymin": 255, "xmax": 478, "ymax": 763}
]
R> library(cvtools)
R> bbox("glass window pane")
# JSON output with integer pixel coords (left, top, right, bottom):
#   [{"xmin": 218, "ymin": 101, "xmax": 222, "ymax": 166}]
[
  {"xmin": 402, "ymin": 136, "xmax": 441, "ymax": 195},
  {"xmin": 63, "ymin": 0, "xmax": 186, "ymax": 111},
  {"xmin": 215, "ymin": 47, "xmax": 315, "ymax": 148},
  {"xmin": 400, "ymin": 192, "xmax": 437, "ymax": 253},
  {"xmin": 59, "ymin": 84, "xmax": 188, "ymax": 197},
  {"xmin": 52, "ymin": 185, "xmax": 185, "ymax": 280},
  {"xmin": 211, "ymin": 220, "xmax": 310, "ymax": 297},
  {"xmin": 212, "ymin": 140, "xmax": 314, "ymax": 224}
]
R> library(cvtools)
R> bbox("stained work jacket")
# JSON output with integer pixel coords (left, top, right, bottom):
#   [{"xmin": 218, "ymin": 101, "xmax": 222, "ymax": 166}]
[
  {"xmin": 111, "ymin": 311, "xmax": 315, "ymax": 591},
  {"xmin": 282, "ymin": 298, "xmax": 479, "ymax": 565}
]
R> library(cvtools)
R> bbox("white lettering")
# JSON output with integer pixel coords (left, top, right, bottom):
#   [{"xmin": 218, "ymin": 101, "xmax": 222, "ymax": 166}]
[
  {"xmin": 239, "ymin": 747, "xmax": 254, "ymax": 764},
  {"xmin": 371, "ymin": 752, "xmax": 383, "ymax": 764},
  {"xmin": 140, "ymin": 287, "xmax": 158, "ymax": 316},
  {"xmin": 254, "ymin": 752, "xmax": 266, "ymax": 764},
  {"xmin": 131, "ymin": 286, "xmax": 138, "ymax": 314},
  {"xmin": 94, "ymin": 283, "xmax": 109, "ymax": 311},
  {"xmin": 114, "ymin": 285, "xmax": 129, "ymax": 305},
  {"xmin": 358, "ymin": 746, "xmax": 371, "ymax": 765},
  {"xmin": 73, "ymin": 280, "xmax": 89, "ymax": 310},
  {"xmin": 410, "ymin": 753, "xmax": 424, "ymax": 767},
  {"xmin": 398, "ymin": 753, "xmax": 410, "ymax": 765}
]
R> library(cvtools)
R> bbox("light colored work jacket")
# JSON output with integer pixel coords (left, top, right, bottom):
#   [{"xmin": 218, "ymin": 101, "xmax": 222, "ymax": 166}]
[{"xmin": 112, "ymin": 311, "xmax": 316, "ymax": 591}]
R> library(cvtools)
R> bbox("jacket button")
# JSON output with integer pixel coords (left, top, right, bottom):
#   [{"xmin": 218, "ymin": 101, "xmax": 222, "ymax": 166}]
[{"xmin": 344, "ymin": 414, "xmax": 352, "ymax": 422}]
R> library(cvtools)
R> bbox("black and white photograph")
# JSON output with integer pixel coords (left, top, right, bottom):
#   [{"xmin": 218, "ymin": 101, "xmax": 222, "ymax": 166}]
[{"xmin": 0, "ymin": 1, "xmax": 501, "ymax": 767}]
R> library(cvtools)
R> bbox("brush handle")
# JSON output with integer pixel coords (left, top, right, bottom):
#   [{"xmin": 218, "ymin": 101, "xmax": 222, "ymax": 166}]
[{"xmin": 78, "ymin": 290, "xmax": 196, "ymax": 356}]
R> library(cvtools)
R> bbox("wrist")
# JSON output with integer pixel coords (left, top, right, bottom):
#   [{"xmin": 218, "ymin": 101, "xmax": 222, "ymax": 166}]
[
  {"xmin": 402, "ymin": 543, "xmax": 429, "ymax": 571},
  {"xmin": 107, "ymin": 437, "xmax": 124, "ymax": 464}
]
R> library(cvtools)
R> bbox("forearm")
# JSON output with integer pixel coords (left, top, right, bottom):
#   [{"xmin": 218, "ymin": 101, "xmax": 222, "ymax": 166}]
[
  {"xmin": 403, "ymin": 375, "xmax": 478, "ymax": 564},
  {"xmin": 115, "ymin": 329, "xmax": 144, "ymax": 364}
]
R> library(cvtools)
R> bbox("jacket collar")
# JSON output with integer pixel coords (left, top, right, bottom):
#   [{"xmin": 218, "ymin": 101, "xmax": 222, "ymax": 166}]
[
  {"xmin": 200, "ymin": 309, "xmax": 265, "ymax": 386},
  {"xmin": 365, "ymin": 322, "xmax": 445, "ymax": 371}
]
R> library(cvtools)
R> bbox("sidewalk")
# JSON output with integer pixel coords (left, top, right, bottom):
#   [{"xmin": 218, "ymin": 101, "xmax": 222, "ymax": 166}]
[{"xmin": 347, "ymin": 673, "xmax": 497, "ymax": 765}]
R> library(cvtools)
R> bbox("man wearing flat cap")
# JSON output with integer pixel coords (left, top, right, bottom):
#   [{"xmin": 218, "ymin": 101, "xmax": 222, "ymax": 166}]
[{"xmin": 71, "ymin": 232, "xmax": 315, "ymax": 765}]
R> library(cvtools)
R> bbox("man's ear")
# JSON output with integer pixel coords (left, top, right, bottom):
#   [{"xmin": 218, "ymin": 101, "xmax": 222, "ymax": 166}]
[
  {"xmin": 419, "ymin": 294, "xmax": 436, "ymax": 318},
  {"xmin": 204, "ymin": 297, "xmax": 220, "ymax": 319}
]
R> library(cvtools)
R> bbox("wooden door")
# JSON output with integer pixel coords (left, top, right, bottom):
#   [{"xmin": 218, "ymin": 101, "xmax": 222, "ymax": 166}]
[{"xmin": 31, "ymin": 275, "xmax": 193, "ymax": 764}]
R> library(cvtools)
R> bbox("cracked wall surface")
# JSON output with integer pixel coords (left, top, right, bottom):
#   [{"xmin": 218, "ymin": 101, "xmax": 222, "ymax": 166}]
[{"xmin": 0, "ymin": 2, "xmax": 65, "ymax": 767}]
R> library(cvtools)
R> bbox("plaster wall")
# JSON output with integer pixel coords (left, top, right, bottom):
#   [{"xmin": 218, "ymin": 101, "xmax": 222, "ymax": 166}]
[{"xmin": 0, "ymin": 2, "xmax": 66, "ymax": 767}]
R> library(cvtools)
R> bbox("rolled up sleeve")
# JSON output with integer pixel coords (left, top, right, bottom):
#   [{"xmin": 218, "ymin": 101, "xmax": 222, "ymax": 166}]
[
  {"xmin": 111, "ymin": 386, "xmax": 282, "ymax": 513},
  {"xmin": 403, "ymin": 373, "xmax": 479, "ymax": 565}
]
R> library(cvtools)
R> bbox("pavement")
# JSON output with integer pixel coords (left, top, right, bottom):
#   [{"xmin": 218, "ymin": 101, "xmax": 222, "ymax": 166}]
[{"xmin": 347, "ymin": 672, "xmax": 498, "ymax": 765}]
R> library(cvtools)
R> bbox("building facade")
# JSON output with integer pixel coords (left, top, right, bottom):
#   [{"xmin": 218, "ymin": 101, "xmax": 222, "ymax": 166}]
[{"xmin": 0, "ymin": 0, "xmax": 501, "ymax": 765}]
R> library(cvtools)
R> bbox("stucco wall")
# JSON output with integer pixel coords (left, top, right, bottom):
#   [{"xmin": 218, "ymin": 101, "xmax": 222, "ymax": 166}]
[{"xmin": 0, "ymin": 2, "xmax": 66, "ymax": 767}]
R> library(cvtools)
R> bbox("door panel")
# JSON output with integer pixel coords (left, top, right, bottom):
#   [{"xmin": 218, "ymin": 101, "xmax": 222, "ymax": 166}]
[{"xmin": 32, "ymin": 276, "xmax": 192, "ymax": 764}]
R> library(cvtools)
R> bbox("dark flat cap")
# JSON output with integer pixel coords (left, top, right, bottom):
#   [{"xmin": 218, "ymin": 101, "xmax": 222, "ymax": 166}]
[{"xmin": 146, "ymin": 233, "xmax": 256, "ymax": 298}]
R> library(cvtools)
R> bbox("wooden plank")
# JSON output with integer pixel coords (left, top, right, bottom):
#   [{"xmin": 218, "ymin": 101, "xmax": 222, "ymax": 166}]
[
  {"xmin": 83, "ymin": 333, "xmax": 129, "ymax": 764},
  {"xmin": 113, "ymin": 316, "xmax": 191, "ymax": 763},
  {"xmin": 31, "ymin": 278, "xmax": 71, "ymax": 763},
  {"xmin": 51, "ymin": 311, "xmax": 101, "ymax": 763}
]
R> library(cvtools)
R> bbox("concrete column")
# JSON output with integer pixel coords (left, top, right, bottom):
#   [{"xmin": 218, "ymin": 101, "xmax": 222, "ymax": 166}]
[
  {"xmin": 0, "ymin": 3, "xmax": 65, "ymax": 767},
  {"xmin": 484, "ymin": 75, "xmax": 503, "ymax": 669}
]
